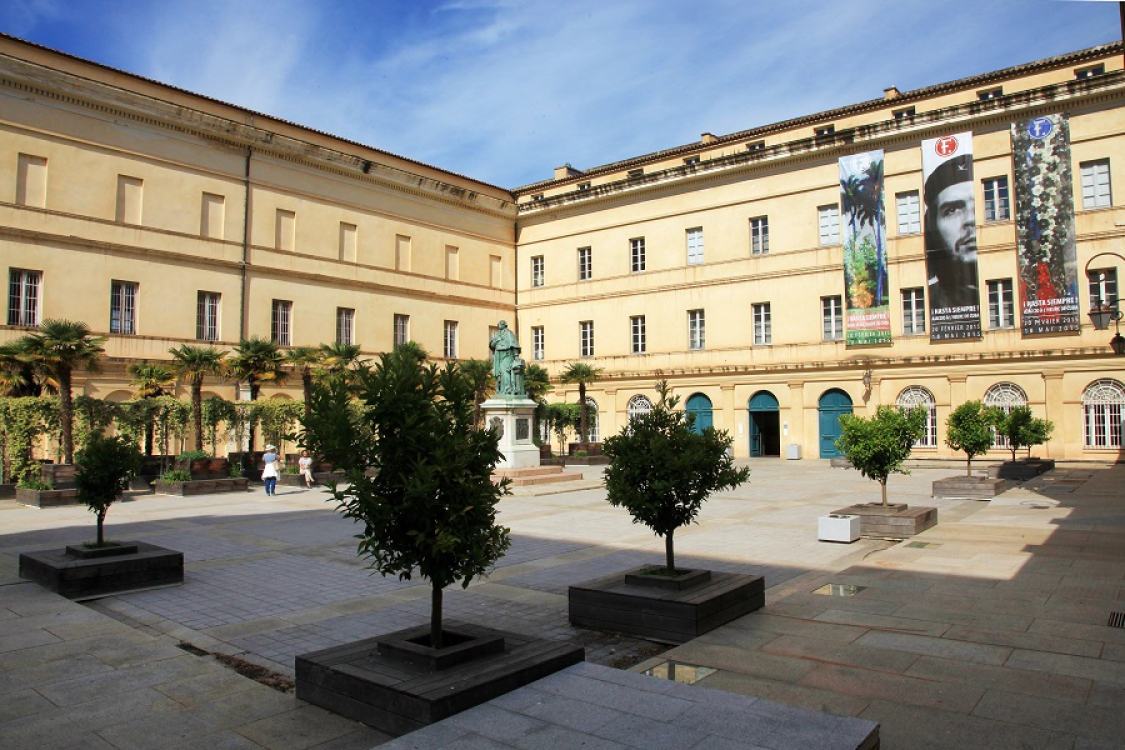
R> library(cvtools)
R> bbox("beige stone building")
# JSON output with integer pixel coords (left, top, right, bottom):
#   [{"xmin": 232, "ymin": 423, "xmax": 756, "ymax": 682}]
[{"xmin": 2, "ymin": 34, "xmax": 1123, "ymax": 460}]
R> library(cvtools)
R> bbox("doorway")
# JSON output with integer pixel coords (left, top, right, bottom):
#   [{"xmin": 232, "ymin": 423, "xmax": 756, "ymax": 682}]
[
  {"xmin": 748, "ymin": 391, "xmax": 781, "ymax": 457},
  {"xmin": 686, "ymin": 393, "xmax": 713, "ymax": 434},
  {"xmin": 818, "ymin": 389, "xmax": 853, "ymax": 458}
]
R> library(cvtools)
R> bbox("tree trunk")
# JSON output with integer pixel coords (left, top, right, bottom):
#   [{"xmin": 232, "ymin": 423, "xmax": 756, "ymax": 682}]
[
  {"xmin": 247, "ymin": 382, "xmax": 260, "ymax": 449},
  {"xmin": 192, "ymin": 382, "xmax": 203, "ymax": 453},
  {"xmin": 144, "ymin": 420, "xmax": 154, "ymax": 457},
  {"xmin": 665, "ymin": 529, "xmax": 676, "ymax": 573},
  {"xmin": 302, "ymin": 371, "xmax": 312, "ymax": 421},
  {"xmin": 966, "ymin": 456, "xmax": 972, "ymax": 477},
  {"xmin": 1010, "ymin": 446, "xmax": 1017, "ymax": 462},
  {"xmin": 59, "ymin": 367, "xmax": 74, "ymax": 464},
  {"xmin": 431, "ymin": 583, "xmax": 443, "ymax": 650},
  {"xmin": 96, "ymin": 509, "xmax": 106, "ymax": 545},
  {"xmin": 577, "ymin": 383, "xmax": 588, "ymax": 443},
  {"xmin": 880, "ymin": 479, "xmax": 888, "ymax": 507}
]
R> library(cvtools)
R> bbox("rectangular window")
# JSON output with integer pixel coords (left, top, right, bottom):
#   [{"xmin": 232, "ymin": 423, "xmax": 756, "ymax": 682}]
[
  {"xmin": 746, "ymin": 140, "xmax": 765, "ymax": 152},
  {"xmin": 393, "ymin": 313, "xmax": 409, "ymax": 347},
  {"xmin": 8, "ymin": 269, "xmax": 41, "ymax": 327},
  {"xmin": 684, "ymin": 156, "xmax": 700, "ymax": 166},
  {"xmin": 1089, "ymin": 268, "xmax": 1118, "ymax": 307},
  {"xmin": 896, "ymin": 191, "xmax": 921, "ymax": 235},
  {"xmin": 110, "ymin": 281, "xmax": 138, "ymax": 335},
  {"xmin": 275, "ymin": 209, "xmax": 295, "ymax": 251},
  {"xmin": 16, "ymin": 154, "xmax": 47, "ymax": 208},
  {"xmin": 893, "ymin": 107, "xmax": 915, "ymax": 120},
  {"xmin": 987, "ymin": 279, "xmax": 1015, "ymax": 329},
  {"xmin": 531, "ymin": 255, "xmax": 544, "ymax": 287},
  {"xmin": 630, "ymin": 238, "xmax": 646, "ymax": 273},
  {"xmin": 532, "ymin": 326, "xmax": 545, "ymax": 361},
  {"xmin": 686, "ymin": 228, "xmax": 704, "ymax": 266},
  {"xmin": 577, "ymin": 181, "xmax": 591, "ymax": 191},
  {"xmin": 197, "ymin": 292, "xmax": 220, "ymax": 342},
  {"xmin": 336, "ymin": 307, "xmax": 355, "ymax": 345},
  {"xmin": 578, "ymin": 246, "xmax": 592, "ymax": 281},
  {"xmin": 818, "ymin": 205, "xmax": 840, "ymax": 246},
  {"xmin": 116, "ymin": 175, "xmax": 143, "ymax": 224},
  {"xmin": 444, "ymin": 320, "xmax": 458, "ymax": 359},
  {"xmin": 339, "ymin": 223, "xmax": 357, "ymax": 262},
  {"xmin": 395, "ymin": 235, "xmax": 412, "ymax": 271},
  {"xmin": 978, "ymin": 87, "xmax": 1003, "ymax": 101},
  {"xmin": 688, "ymin": 309, "xmax": 705, "ymax": 350},
  {"xmin": 983, "ymin": 177, "xmax": 1010, "ymax": 221},
  {"xmin": 580, "ymin": 320, "xmax": 594, "ymax": 357},
  {"xmin": 271, "ymin": 300, "xmax": 292, "ymax": 346},
  {"xmin": 1081, "ymin": 160, "xmax": 1112, "ymax": 209},
  {"xmin": 627, "ymin": 168, "xmax": 643, "ymax": 179},
  {"xmin": 815, "ymin": 124, "xmax": 835, "ymax": 137},
  {"xmin": 630, "ymin": 315, "xmax": 646, "ymax": 354},
  {"xmin": 201, "ymin": 193, "xmax": 225, "ymax": 239},
  {"xmin": 902, "ymin": 288, "xmax": 925, "ymax": 335},
  {"xmin": 753, "ymin": 303, "xmax": 772, "ymax": 345},
  {"xmin": 1075, "ymin": 64, "xmax": 1105, "ymax": 79},
  {"xmin": 750, "ymin": 216, "xmax": 769, "ymax": 256},
  {"xmin": 822, "ymin": 296, "xmax": 843, "ymax": 341}
]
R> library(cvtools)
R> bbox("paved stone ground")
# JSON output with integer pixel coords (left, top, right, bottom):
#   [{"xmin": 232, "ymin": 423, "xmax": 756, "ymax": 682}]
[{"xmin": 0, "ymin": 459, "xmax": 1121, "ymax": 748}]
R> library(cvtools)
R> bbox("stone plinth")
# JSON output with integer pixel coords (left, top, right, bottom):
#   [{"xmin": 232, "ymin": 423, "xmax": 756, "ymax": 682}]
[
  {"xmin": 480, "ymin": 397, "xmax": 540, "ymax": 469},
  {"xmin": 296, "ymin": 621, "xmax": 584, "ymax": 737},
  {"xmin": 569, "ymin": 566, "xmax": 765, "ymax": 644},
  {"xmin": 492, "ymin": 466, "xmax": 583, "ymax": 487},
  {"xmin": 19, "ymin": 541, "xmax": 183, "ymax": 600},
  {"xmin": 831, "ymin": 503, "xmax": 937, "ymax": 538}
]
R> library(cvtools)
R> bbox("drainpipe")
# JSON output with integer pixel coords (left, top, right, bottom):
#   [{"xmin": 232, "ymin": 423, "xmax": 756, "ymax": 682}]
[
  {"xmin": 239, "ymin": 147, "xmax": 252, "ymax": 343},
  {"xmin": 512, "ymin": 220, "xmax": 519, "ymax": 337}
]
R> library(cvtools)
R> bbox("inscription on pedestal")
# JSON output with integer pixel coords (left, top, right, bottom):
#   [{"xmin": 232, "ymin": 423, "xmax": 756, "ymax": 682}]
[
  {"xmin": 516, "ymin": 418, "xmax": 529, "ymax": 441},
  {"xmin": 489, "ymin": 417, "xmax": 504, "ymax": 438}
]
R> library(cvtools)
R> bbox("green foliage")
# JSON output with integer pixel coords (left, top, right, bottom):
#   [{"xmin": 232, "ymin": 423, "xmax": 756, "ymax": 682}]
[
  {"xmin": 302, "ymin": 347, "xmax": 511, "ymax": 648},
  {"xmin": 994, "ymin": 406, "xmax": 1054, "ymax": 461},
  {"xmin": 18, "ymin": 476, "xmax": 52, "ymax": 491},
  {"xmin": 0, "ymin": 396, "xmax": 59, "ymax": 484},
  {"xmin": 75, "ymin": 435, "xmax": 142, "ymax": 545},
  {"xmin": 228, "ymin": 337, "xmax": 287, "ymax": 399},
  {"xmin": 253, "ymin": 398, "xmax": 304, "ymax": 454},
  {"xmin": 159, "ymin": 468, "xmax": 192, "ymax": 483},
  {"xmin": 176, "ymin": 449, "xmax": 210, "ymax": 462},
  {"xmin": 524, "ymin": 363, "xmax": 553, "ymax": 402},
  {"xmin": 281, "ymin": 463, "xmax": 301, "ymax": 475},
  {"xmin": 169, "ymin": 344, "xmax": 228, "ymax": 452},
  {"xmin": 459, "ymin": 358, "xmax": 494, "ymax": 429},
  {"xmin": 73, "ymin": 395, "xmax": 116, "ymax": 450},
  {"xmin": 540, "ymin": 402, "xmax": 580, "ymax": 455},
  {"xmin": 945, "ymin": 401, "xmax": 999, "ymax": 476},
  {"xmin": 602, "ymin": 381, "xmax": 749, "ymax": 572},
  {"xmin": 201, "ymin": 396, "xmax": 236, "ymax": 454},
  {"xmin": 836, "ymin": 406, "xmax": 927, "ymax": 506},
  {"xmin": 559, "ymin": 362, "xmax": 603, "ymax": 443}
]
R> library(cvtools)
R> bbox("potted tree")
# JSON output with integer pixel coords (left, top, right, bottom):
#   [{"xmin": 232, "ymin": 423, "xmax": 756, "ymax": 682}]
[
  {"xmin": 935, "ymin": 401, "xmax": 1009, "ymax": 500},
  {"xmin": 834, "ymin": 406, "xmax": 936, "ymax": 537},
  {"xmin": 295, "ymin": 347, "xmax": 582, "ymax": 735},
  {"xmin": 19, "ymin": 434, "xmax": 183, "ymax": 598},
  {"xmin": 559, "ymin": 361, "xmax": 602, "ymax": 452},
  {"xmin": 993, "ymin": 406, "xmax": 1055, "ymax": 480},
  {"xmin": 569, "ymin": 381, "xmax": 757, "ymax": 644}
]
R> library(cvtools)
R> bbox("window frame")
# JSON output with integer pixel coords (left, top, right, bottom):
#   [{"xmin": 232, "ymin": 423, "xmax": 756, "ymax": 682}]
[
  {"xmin": 393, "ymin": 313, "xmax": 409, "ymax": 347},
  {"xmin": 579, "ymin": 320, "xmax": 594, "ymax": 358},
  {"xmin": 443, "ymin": 320, "xmax": 458, "ymax": 359},
  {"xmin": 1088, "ymin": 268, "xmax": 1118, "ymax": 308},
  {"xmin": 531, "ymin": 255, "xmax": 545, "ymax": 287},
  {"xmin": 532, "ymin": 326, "xmax": 545, "ymax": 361},
  {"xmin": 8, "ymin": 268, "xmax": 42, "ymax": 327},
  {"xmin": 630, "ymin": 315, "xmax": 646, "ymax": 355},
  {"xmin": 630, "ymin": 238, "xmax": 646, "ymax": 273},
  {"xmin": 686, "ymin": 227, "xmax": 704, "ymax": 266},
  {"xmin": 197, "ymin": 291, "xmax": 220, "ymax": 342},
  {"xmin": 271, "ymin": 299, "xmax": 293, "ymax": 346},
  {"xmin": 987, "ymin": 279, "xmax": 1015, "ymax": 330},
  {"xmin": 109, "ymin": 280, "xmax": 138, "ymax": 335},
  {"xmin": 577, "ymin": 246, "xmax": 592, "ymax": 281},
  {"xmin": 896, "ymin": 191, "xmax": 921, "ymax": 235},
  {"xmin": 753, "ymin": 302, "xmax": 772, "ymax": 346},
  {"xmin": 982, "ymin": 177, "xmax": 1010, "ymax": 222},
  {"xmin": 822, "ymin": 296, "xmax": 843, "ymax": 341},
  {"xmin": 688, "ymin": 309, "xmax": 705, "ymax": 350},
  {"xmin": 336, "ymin": 307, "xmax": 355, "ymax": 346},
  {"xmin": 818, "ymin": 204, "xmax": 840, "ymax": 246},
  {"xmin": 750, "ymin": 216, "xmax": 769, "ymax": 256},
  {"xmin": 902, "ymin": 287, "xmax": 926, "ymax": 336},
  {"xmin": 1080, "ymin": 159, "xmax": 1112, "ymax": 209}
]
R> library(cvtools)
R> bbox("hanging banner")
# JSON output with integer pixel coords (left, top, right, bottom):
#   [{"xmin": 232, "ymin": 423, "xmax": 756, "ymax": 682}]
[
  {"xmin": 1011, "ymin": 114, "xmax": 1080, "ymax": 335},
  {"xmin": 839, "ymin": 150, "xmax": 892, "ymax": 345},
  {"xmin": 922, "ymin": 132, "xmax": 982, "ymax": 340}
]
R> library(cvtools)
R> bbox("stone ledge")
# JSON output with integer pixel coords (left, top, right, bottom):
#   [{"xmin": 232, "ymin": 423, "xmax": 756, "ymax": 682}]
[{"xmin": 19, "ymin": 540, "xmax": 184, "ymax": 600}]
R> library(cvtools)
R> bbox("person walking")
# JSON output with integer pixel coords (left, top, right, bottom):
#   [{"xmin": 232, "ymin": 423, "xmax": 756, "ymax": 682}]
[
  {"xmin": 298, "ymin": 450, "xmax": 314, "ymax": 490},
  {"xmin": 261, "ymin": 444, "xmax": 279, "ymax": 496}
]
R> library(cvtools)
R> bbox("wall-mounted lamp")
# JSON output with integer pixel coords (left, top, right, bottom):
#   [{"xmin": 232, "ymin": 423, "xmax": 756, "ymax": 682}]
[
  {"xmin": 861, "ymin": 369, "xmax": 873, "ymax": 389},
  {"xmin": 1085, "ymin": 252, "xmax": 1125, "ymax": 356}
]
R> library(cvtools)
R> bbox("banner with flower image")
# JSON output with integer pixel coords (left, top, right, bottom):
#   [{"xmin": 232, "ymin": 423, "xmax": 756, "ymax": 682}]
[
  {"xmin": 1011, "ymin": 114, "xmax": 1080, "ymax": 335},
  {"xmin": 839, "ymin": 150, "xmax": 891, "ymax": 345}
]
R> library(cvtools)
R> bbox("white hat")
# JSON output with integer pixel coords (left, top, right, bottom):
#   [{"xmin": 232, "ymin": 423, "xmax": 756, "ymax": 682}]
[{"xmin": 265, "ymin": 444, "xmax": 276, "ymax": 450}]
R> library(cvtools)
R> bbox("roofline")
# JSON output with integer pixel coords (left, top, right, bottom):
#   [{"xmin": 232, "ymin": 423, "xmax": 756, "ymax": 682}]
[
  {"xmin": 0, "ymin": 32, "xmax": 513, "ymax": 198},
  {"xmin": 513, "ymin": 40, "xmax": 1124, "ymax": 194}
]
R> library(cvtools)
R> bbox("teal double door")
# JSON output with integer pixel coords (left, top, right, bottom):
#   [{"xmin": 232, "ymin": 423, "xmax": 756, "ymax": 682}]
[{"xmin": 818, "ymin": 389, "xmax": 853, "ymax": 458}]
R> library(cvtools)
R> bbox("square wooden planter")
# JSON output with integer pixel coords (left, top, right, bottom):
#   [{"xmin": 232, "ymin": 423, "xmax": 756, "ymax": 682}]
[
  {"xmin": 569, "ymin": 566, "xmax": 765, "ymax": 644},
  {"xmin": 831, "ymin": 503, "xmax": 938, "ymax": 537},
  {"xmin": 296, "ymin": 621, "xmax": 584, "ymax": 737},
  {"xmin": 19, "ymin": 540, "xmax": 183, "ymax": 600},
  {"xmin": 990, "ymin": 458, "xmax": 1055, "ymax": 482},
  {"xmin": 932, "ymin": 475, "xmax": 1011, "ymax": 500},
  {"xmin": 17, "ymin": 487, "xmax": 81, "ymax": 508},
  {"xmin": 154, "ymin": 478, "xmax": 249, "ymax": 496}
]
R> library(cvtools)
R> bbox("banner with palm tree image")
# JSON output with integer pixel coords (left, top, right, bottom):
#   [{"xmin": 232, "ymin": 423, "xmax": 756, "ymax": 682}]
[
  {"xmin": 839, "ymin": 150, "xmax": 891, "ymax": 345},
  {"xmin": 1011, "ymin": 114, "xmax": 1080, "ymax": 336}
]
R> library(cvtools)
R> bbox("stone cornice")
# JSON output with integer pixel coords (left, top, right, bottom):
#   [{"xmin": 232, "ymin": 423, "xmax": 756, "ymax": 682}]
[
  {"xmin": 0, "ymin": 53, "xmax": 517, "ymax": 220},
  {"xmin": 517, "ymin": 69, "xmax": 1125, "ymax": 220}
]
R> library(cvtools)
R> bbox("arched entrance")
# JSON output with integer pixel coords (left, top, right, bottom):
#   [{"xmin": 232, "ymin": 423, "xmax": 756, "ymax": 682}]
[
  {"xmin": 685, "ymin": 393, "xmax": 713, "ymax": 434},
  {"xmin": 747, "ymin": 391, "xmax": 780, "ymax": 457},
  {"xmin": 818, "ymin": 389, "xmax": 853, "ymax": 458}
]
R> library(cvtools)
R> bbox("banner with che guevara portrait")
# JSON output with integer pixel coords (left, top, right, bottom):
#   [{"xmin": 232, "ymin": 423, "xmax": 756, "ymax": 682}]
[
  {"xmin": 839, "ymin": 150, "xmax": 891, "ymax": 345},
  {"xmin": 922, "ymin": 132, "xmax": 982, "ymax": 340},
  {"xmin": 1011, "ymin": 114, "xmax": 1080, "ymax": 335}
]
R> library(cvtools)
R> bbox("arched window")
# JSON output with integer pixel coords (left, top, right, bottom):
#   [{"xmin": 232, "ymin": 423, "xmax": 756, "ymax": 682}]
[
  {"xmin": 1083, "ymin": 379, "xmax": 1125, "ymax": 448},
  {"xmin": 896, "ymin": 386, "xmax": 936, "ymax": 447},
  {"xmin": 983, "ymin": 383, "xmax": 1028, "ymax": 448},
  {"xmin": 627, "ymin": 394, "xmax": 653, "ymax": 423},
  {"xmin": 584, "ymin": 397, "xmax": 600, "ymax": 443}
]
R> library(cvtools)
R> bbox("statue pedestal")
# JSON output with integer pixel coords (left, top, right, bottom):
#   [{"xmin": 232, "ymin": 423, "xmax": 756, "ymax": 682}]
[{"xmin": 481, "ymin": 397, "xmax": 540, "ymax": 469}]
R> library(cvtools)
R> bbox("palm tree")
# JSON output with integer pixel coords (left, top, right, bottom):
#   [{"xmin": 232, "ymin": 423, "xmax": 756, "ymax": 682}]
[
  {"xmin": 128, "ymin": 362, "xmax": 176, "ymax": 457},
  {"xmin": 286, "ymin": 346, "xmax": 322, "ymax": 418},
  {"xmin": 228, "ymin": 337, "xmax": 287, "ymax": 449},
  {"xmin": 839, "ymin": 174, "xmax": 864, "ymax": 242},
  {"xmin": 319, "ymin": 342, "xmax": 368, "ymax": 391},
  {"xmin": 169, "ymin": 345, "xmax": 228, "ymax": 452},
  {"xmin": 0, "ymin": 339, "xmax": 41, "ymax": 397},
  {"xmin": 559, "ymin": 362, "xmax": 603, "ymax": 444},
  {"xmin": 524, "ymin": 363, "xmax": 553, "ymax": 402},
  {"xmin": 21, "ymin": 319, "xmax": 105, "ymax": 464},
  {"xmin": 859, "ymin": 158, "xmax": 887, "ymax": 307},
  {"xmin": 459, "ymin": 359, "xmax": 494, "ymax": 428}
]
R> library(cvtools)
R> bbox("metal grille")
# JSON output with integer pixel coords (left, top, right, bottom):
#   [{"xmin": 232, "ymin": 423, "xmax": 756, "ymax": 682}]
[{"xmin": 1108, "ymin": 612, "xmax": 1125, "ymax": 629}]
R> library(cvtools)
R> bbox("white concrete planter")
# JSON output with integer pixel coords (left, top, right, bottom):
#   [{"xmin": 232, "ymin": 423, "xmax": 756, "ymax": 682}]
[{"xmin": 818, "ymin": 514, "xmax": 860, "ymax": 543}]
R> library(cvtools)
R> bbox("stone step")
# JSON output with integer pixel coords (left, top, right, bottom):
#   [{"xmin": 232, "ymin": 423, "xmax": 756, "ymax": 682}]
[
  {"xmin": 503, "ymin": 473, "xmax": 585, "ymax": 487},
  {"xmin": 492, "ymin": 466, "xmax": 566, "ymax": 478}
]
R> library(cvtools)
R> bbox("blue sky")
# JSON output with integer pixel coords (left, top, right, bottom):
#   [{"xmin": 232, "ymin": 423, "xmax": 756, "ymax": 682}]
[{"xmin": 1, "ymin": 1, "xmax": 1120, "ymax": 188}]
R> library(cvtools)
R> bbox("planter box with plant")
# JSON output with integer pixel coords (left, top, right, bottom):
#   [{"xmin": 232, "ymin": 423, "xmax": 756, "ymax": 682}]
[
  {"xmin": 991, "ymin": 407, "xmax": 1056, "ymax": 481},
  {"xmin": 296, "ymin": 344, "xmax": 582, "ymax": 735},
  {"xmin": 20, "ymin": 435, "xmax": 183, "ymax": 599},
  {"xmin": 569, "ymin": 381, "xmax": 759, "ymax": 643},
  {"xmin": 154, "ymin": 466, "xmax": 249, "ymax": 496},
  {"xmin": 933, "ymin": 401, "xmax": 1010, "ymax": 500}
]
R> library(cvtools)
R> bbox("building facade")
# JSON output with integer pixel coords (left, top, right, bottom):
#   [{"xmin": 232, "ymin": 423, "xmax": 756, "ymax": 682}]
[{"xmin": 2, "ymin": 34, "xmax": 1123, "ymax": 460}]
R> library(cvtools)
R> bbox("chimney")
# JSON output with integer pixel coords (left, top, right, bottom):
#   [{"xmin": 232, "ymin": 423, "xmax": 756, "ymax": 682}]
[
  {"xmin": 884, "ymin": 86, "xmax": 901, "ymax": 100},
  {"xmin": 554, "ymin": 164, "xmax": 582, "ymax": 180},
  {"xmin": 701, "ymin": 132, "xmax": 719, "ymax": 144}
]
